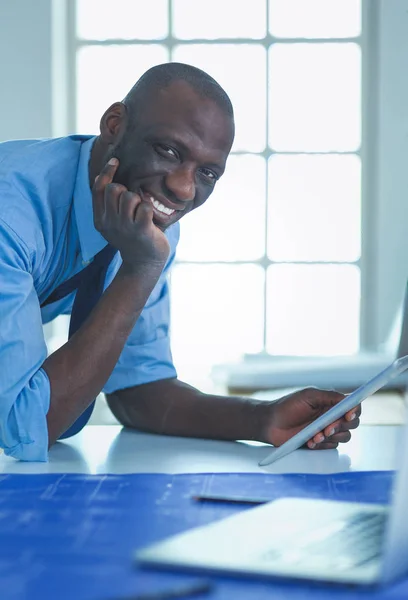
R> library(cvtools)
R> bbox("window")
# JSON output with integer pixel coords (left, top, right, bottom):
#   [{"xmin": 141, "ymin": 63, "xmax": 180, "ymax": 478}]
[{"xmin": 72, "ymin": 0, "xmax": 363, "ymax": 384}]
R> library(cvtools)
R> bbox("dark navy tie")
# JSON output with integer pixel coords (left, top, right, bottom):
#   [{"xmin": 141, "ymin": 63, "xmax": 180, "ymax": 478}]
[{"xmin": 41, "ymin": 244, "xmax": 118, "ymax": 438}]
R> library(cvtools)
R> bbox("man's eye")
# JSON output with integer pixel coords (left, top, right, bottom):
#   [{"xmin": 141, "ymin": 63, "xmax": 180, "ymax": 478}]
[
  {"xmin": 156, "ymin": 144, "xmax": 178, "ymax": 159},
  {"xmin": 200, "ymin": 168, "xmax": 218, "ymax": 183}
]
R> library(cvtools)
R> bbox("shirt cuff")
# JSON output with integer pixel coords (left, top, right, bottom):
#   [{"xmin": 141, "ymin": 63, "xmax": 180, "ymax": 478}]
[{"xmin": 3, "ymin": 368, "xmax": 50, "ymax": 462}]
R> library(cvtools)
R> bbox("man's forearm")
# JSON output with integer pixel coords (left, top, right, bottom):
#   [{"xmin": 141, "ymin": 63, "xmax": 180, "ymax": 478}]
[
  {"xmin": 43, "ymin": 262, "xmax": 164, "ymax": 446},
  {"xmin": 107, "ymin": 378, "xmax": 361, "ymax": 452},
  {"xmin": 106, "ymin": 378, "xmax": 265, "ymax": 442}
]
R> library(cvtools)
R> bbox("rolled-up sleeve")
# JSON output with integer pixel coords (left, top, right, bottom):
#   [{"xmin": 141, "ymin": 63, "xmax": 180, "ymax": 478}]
[
  {"xmin": 0, "ymin": 219, "xmax": 50, "ymax": 461},
  {"xmin": 103, "ymin": 225, "xmax": 179, "ymax": 394}
]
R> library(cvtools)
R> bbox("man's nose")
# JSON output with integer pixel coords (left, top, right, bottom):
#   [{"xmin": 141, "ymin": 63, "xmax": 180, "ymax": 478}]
[{"xmin": 165, "ymin": 166, "xmax": 196, "ymax": 203}]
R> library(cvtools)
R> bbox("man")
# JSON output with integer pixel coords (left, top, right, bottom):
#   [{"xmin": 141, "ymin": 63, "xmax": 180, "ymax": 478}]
[{"xmin": 0, "ymin": 62, "xmax": 360, "ymax": 461}]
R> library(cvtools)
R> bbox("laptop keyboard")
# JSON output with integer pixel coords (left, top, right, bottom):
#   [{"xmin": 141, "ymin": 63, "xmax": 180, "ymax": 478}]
[{"xmin": 262, "ymin": 511, "xmax": 387, "ymax": 571}]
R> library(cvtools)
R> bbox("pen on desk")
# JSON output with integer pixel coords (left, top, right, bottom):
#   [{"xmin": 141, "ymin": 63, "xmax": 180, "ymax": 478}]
[
  {"xmin": 192, "ymin": 493, "xmax": 268, "ymax": 505},
  {"xmin": 111, "ymin": 580, "xmax": 213, "ymax": 600}
]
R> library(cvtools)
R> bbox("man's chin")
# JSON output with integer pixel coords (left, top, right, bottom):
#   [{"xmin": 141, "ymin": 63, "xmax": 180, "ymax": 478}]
[
  {"xmin": 154, "ymin": 220, "xmax": 167, "ymax": 232},
  {"xmin": 153, "ymin": 212, "xmax": 182, "ymax": 232},
  {"xmin": 153, "ymin": 215, "xmax": 173, "ymax": 232}
]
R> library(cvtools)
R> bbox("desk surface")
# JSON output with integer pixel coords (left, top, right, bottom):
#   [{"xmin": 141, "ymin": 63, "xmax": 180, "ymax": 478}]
[
  {"xmin": 0, "ymin": 424, "xmax": 402, "ymax": 474},
  {"xmin": 0, "ymin": 427, "xmax": 404, "ymax": 600}
]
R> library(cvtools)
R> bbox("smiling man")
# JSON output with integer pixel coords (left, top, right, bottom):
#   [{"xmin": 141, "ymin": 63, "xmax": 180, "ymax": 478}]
[{"xmin": 0, "ymin": 62, "xmax": 360, "ymax": 461}]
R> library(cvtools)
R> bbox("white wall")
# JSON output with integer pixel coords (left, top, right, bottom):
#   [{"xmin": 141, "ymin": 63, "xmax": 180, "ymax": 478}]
[
  {"xmin": 370, "ymin": 0, "xmax": 408, "ymax": 346},
  {"xmin": 0, "ymin": 0, "xmax": 53, "ymax": 141},
  {"xmin": 0, "ymin": 0, "xmax": 407, "ymax": 351}
]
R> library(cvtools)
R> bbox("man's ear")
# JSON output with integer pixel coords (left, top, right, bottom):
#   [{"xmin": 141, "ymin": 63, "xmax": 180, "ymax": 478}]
[{"xmin": 99, "ymin": 102, "xmax": 128, "ymax": 144}]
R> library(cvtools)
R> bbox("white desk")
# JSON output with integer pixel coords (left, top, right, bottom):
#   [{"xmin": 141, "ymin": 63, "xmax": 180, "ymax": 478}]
[{"xmin": 0, "ymin": 424, "xmax": 402, "ymax": 474}]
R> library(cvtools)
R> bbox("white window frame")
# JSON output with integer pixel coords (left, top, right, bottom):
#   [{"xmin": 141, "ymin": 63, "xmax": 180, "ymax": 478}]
[{"xmin": 56, "ymin": 0, "xmax": 386, "ymax": 358}]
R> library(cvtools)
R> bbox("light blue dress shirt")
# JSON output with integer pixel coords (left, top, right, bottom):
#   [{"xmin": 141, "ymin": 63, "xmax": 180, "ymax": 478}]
[{"xmin": 0, "ymin": 135, "xmax": 179, "ymax": 462}]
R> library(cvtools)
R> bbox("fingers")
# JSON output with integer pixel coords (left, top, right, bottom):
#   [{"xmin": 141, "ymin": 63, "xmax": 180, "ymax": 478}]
[
  {"xmin": 93, "ymin": 158, "xmax": 125, "ymax": 228},
  {"xmin": 296, "ymin": 389, "xmax": 362, "ymax": 452},
  {"xmin": 308, "ymin": 441, "xmax": 339, "ymax": 450},
  {"xmin": 321, "ymin": 400, "xmax": 360, "ymax": 435},
  {"xmin": 307, "ymin": 436, "xmax": 348, "ymax": 450},
  {"xmin": 345, "ymin": 403, "xmax": 361, "ymax": 421},
  {"xmin": 118, "ymin": 190, "xmax": 142, "ymax": 221},
  {"xmin": 328, "ymin": 431, "xmax": 352, "ymax": 443},
  {"xmin": 135, "ymin": 197, "xmax": 154, "ymax": 225},
  {"xmin": 307, "ymin": 433, "xmax": 351, "ymax": 450},
  {"xmin": 323, "ymin": 418, "xmax": 344, "ymax": 438},
  {"xmin": 135, "ymin": 188, "xmax": 154, "ymax": 225},
  {"xmin": 307, "ymin": 417, "xmax": 360, "ymax": 449},
  {"xmin": 118, "ymin": 190, "xmax": 154, "ymax": 226},
  {"xmin": 93, "ymin": 158, "xmax": 119, "ymax": 206},
  {"xmin": 94, "ymin": 157, "xmax": 119, "ymax": 187},
  {"xmin": 322, "ymin": 414, "xmax": 360, "ymax": 439},
  {"xmin": 93, "ymin": 158, "xmax": 153, "ymax": 230},
  {"xmin": 307, "ymin": 389, "xmax": 361, "ymax": 422}
]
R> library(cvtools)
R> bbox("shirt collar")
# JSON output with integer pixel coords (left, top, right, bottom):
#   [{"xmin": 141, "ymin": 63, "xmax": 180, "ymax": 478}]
[{"xmin": 73, "ymin": 136, "xmax": 107, "ymax": 263}]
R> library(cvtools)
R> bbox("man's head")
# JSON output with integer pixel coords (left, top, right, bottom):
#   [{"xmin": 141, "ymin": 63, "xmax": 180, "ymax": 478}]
[{"xmin": 94, "ymin": 62, "xmax": 235, "ymax": 230}]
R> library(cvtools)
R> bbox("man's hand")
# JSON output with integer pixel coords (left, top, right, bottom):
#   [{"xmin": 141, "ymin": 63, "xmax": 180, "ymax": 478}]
[
  {"xmin": 107, "ymin": 379, "xmax": 360, "ymax": 454},
  {"xmin": 44, "ymin": 158, "xmax": 174, "ymax": 445},
  {"xmin": 261, "ymin": 388, "xmax": 361, "ymax": 450},
  {"xmin": 93, "ymin": 158, "xmax": 170, "ymax": 268}
]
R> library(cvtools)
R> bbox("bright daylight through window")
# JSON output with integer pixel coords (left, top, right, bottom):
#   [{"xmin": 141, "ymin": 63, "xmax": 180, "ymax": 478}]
[{"xmin": 74, "ymin": 0, "xmax": 362, "ymax": 384}]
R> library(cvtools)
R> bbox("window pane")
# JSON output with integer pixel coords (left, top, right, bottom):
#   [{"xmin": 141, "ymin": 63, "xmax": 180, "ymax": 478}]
[
  {"xmin": 268, "ymin": 154, "xmax": 361, "ymax": 262},
  {"xmin": 173, "ymin": 0, "xmax": 266, "ymax": 39},
  {"xmin": 266, "ymin": 264, "xmax": 360, "ymax": 355},
  {"xmin": 171, "ymin": 265, "xmax": 264, "ymax": 378},
  {"xmin": 173, "ymin": 44, "xmax": 266, "ymax": 152},
  {"xmin": 269, "ymin": 0, "xmax": 361, "ymax": 38},
  {"xmin": 269, "ymin": 43, "xmax": 361, "ymax": 151},
  {"xmin": 177, "ymin": 155, "xmax": 266, "ymax": 261},
  {"xmin": 76, "ymin": 0, "xmax": 168, "ymax": 40},
  {"xmin": 76, "ymin": 45, "xmax": 168, "ymax": 132}
]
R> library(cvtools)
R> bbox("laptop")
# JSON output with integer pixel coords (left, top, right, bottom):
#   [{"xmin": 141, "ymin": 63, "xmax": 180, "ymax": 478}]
[
  {"xmin": 136, "ymin": 446, "xmax": 408, "ymax": 585},
  {"xmin": 135, "ymin": 289, "xmax": 408, "ymax": 586},
  {"xmin": 213, "ymin": 283, "xmax": 408, "ymax": 392},
  {"xmin": 136, "ymin": 405, "xmax": 408, "ymax": 586}
]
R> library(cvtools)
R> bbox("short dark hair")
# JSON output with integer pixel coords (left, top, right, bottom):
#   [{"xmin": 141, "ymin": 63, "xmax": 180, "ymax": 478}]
[{"xmin": 123, "ymin": 62, "xmax": 234, "ymax": 119}]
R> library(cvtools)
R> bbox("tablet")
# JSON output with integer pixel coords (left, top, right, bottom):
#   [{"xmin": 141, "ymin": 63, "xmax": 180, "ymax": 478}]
[{"xmin": 258, "ymin": 355, "xmax": 408, "ymax": 467}]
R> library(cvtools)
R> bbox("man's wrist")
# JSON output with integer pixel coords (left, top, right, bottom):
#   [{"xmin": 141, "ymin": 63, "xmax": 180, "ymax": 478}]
[
  {"xmin": 244, "ymin": 398, "xmax": 275, "ymax": 444},
  {"xmin": 118, "ymin": 259, "xmax": 166, "ymax": 279}
]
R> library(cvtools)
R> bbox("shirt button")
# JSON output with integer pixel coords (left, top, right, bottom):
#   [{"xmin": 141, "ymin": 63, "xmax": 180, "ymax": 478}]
[{"xmin": 82, "ymin": 259, "xmax": 91, "ymax": 266}]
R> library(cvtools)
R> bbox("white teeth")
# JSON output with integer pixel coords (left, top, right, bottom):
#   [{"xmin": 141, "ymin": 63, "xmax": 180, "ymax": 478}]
[{"xmin": 148, "ymin": 194, "xmax": 175, "ymax": 216}]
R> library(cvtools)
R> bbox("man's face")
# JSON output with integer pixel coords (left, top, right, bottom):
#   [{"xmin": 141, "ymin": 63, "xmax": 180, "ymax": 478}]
[{"xmin": 106, "ymin": 81, "xmax": 234, "ymax": 231}]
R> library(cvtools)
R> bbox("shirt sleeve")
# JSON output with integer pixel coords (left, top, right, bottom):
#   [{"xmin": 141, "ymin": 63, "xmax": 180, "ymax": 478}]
[
  {"xmin": 103, "ymin": 224, "xmax": 180, "ymax": 394},
  {"xmin": 0, "ymin": 218, "xmax": 50, "ymax": 461}
]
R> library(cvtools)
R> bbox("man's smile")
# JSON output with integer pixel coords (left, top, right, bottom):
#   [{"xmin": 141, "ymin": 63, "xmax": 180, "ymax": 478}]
[
  {"xmin": 148, "ymin": 194, "xmax": 175, "ymax": 216},
  {"xmin": 139, "ymin": 188, "xmax": 186, "ymax": 226}
]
